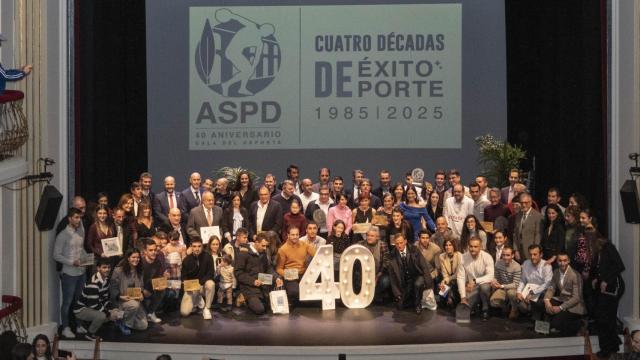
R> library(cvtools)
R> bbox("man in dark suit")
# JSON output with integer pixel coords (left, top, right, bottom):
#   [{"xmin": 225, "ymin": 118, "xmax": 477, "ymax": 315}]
[
  {"xmin": 140, "ymin": 172, "xmax": 155, "ymax": 206},
  {"xmin": 186, "ymin": 191, "xmax": 223, "ymax": 243},
  {"xmin": 272, "ymin": 180, "xmax": 303, "ymax": 214},
  {"xmin": 250, "ymin": 186, "xmax": 283, "ymax": 237},
  {"xmin": 344, "ymin": 169, "xmax": 364, "ymax": 204},
  {"xmin": 513, "ymin": 193, "xmax": 543, "ymax": 262},
  {"xmin": 350, "ymin": 178, "xmax": 382, "ymax": 209},
  {"xmin": 388, "ymin": 233, "xmax": 433, "ymax": 314},
  {"xmin": 304, "ymin": 185, "xmax": 335, "ymax": 238},
  {"xmin": 500, "ymin": 169, "xmax": 520, "ymax": 204},
  {"xmin": 181, "ymin": 172, "xmax": 203, "ymax": 215},
  {"xmin": 543, "ymin": 252, "xmax": 585, "ymax": 335},
  {"xmin": 153, "ymin": 176, "xmax": 186, "ymax": 225},
  {"xmin": 372, "ymin": 169, "xmax": 392, "ymax": 199}
]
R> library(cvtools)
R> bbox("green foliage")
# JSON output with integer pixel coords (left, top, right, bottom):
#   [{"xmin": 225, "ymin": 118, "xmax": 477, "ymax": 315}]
[
  {"xmin": 475, "ymin": 134, "xmax": 526, "ymax": 188},
  {"xmin": 213, "ymin": 166, "xmax": 261, "ymax": 190}
]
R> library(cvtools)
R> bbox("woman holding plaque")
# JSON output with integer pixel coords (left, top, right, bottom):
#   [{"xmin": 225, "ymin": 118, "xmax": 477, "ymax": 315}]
[
  {"xmin": 87, "ymin": 204, "xmax": 114, "ymax": 257},
  {"xmin": 234, "ymin": 171, "xmax": 258, "ymax": 211},
  {"xmin": 351, "ymin": 195, "xmax": 375, "ymax": 243},
  {"xmin": 109, "ymin": 248, "xmax": 148, "ymax": 334},
  {"xmin": 399, "ymin": 186, "xmax": 435, "ymax": 241},
  {"xmin": 438, "ymin": 238, "xmax": 462, "ymax": 308},
  {"xmin": 221, "ymin": 192, "xmax": 251, "ymax": 246}
]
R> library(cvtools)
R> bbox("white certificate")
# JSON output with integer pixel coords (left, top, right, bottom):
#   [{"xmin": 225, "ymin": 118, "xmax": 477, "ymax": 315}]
[
  {"xmin": 101, "ymin": 237, "xmax": 122, "ymax": 257},
  {"xmin": 258, "ymin": 273, "xmax": 273, "ymax": 285},
  {"xmin": 200, "ymin": 226, "xmax": 221, "ymax": 244},
  {"xmin": 284, "ymin": 268, "xmax": 299, "ymax": 281}
]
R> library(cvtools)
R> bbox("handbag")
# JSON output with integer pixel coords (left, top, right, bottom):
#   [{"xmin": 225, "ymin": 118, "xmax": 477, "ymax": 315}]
[{"xmin": 269, "ymin": 287, "xmax": 289, "ymax": 314}]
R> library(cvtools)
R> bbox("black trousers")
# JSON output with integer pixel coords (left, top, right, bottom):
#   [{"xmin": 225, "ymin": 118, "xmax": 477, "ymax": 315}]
[
  {"xmin": 390, "ymin": 275, "xmax": 425, "ymax": 308},
  {"xmin": 594, "ymin": 292, "xmax": 621, "ymax": 353},
  {"xmin": 284, "ymin": 279, "xmax": 300, "ymax": 302},
  {"xmin": 550, "ymin": 311, "xmax": 582, "ymax": 336}
]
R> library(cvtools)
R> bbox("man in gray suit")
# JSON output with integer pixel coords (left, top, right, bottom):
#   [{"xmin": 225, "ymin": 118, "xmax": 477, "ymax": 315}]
[
  {"xmin": 187, "ymin": 191, "xmax": 223, "ymax": 243},
  {"xmin": 543, "ymin": 252, "xmax": 585, "ymax": 335},
  {"xmin": 513, "ymin": 193, "xmax": 543, "ymax": 262}
]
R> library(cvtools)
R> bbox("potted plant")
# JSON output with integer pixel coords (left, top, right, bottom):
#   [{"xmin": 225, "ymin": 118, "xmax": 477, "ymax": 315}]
[
  {"xmin": 214, "ymin": 166, "xmax": 260, "ymax": 190},
  {"xmin": 475, "ymin": 134, "xmax": 526, "ymax": 188}
]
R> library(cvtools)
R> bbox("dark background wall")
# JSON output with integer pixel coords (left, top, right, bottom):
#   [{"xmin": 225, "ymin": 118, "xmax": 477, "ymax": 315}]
[{"xmin": 75, "ymin": 0, "xmax": 607, "ymax": 230}]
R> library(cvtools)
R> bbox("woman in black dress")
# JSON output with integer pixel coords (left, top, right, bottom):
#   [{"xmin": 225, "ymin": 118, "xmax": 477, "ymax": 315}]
[{"xmin": 233, "ymin": 171, "xmax": 258, "ymax": 210}]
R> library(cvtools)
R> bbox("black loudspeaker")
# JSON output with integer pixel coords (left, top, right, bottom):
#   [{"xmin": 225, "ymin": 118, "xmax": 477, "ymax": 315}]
[
  {"xmin": 620, "ymin": 180, "xmax": 640, "ymax": 224},
  {"xmin": 35, "ymin": 185, "xmax": 63, "ymax": 231}
]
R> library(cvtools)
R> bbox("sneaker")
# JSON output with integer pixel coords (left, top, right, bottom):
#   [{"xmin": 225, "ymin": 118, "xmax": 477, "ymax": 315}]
[
  {"xmin": 116, "ymin": 320, "xmax": 131, "ymax": 336},
  {"xmin": 203, "ymin": 308, "xmax": 212, "ymax": 320},
  {"xmin": 84, "ymin": 333, "xmax": 97, "ymax": 341},
  {"xmin": 147, "ymin": 313, "xmax": 162, "ymax": 324},
  {"xmin": 61, "ymin": 326, "xmax": 75, "ymax": 339},
  {"xmin": 76, "ymin": 325, "xmax": 87, "ymax": 334}
]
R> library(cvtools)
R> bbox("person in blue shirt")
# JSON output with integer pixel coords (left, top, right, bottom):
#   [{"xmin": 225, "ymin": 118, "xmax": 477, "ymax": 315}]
[
  {"xmin": 0, "ymin": 33, "xmax": 32, "ymax": 93},
  {"xmin": 400, "ymin": 186, "xmax": 435, "ymax": 242}
]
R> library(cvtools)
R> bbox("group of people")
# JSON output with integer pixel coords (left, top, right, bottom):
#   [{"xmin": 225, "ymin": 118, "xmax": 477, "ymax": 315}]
[{"xmin": 52, "ymin": 165, "xmax": 627, "ymax": 358}]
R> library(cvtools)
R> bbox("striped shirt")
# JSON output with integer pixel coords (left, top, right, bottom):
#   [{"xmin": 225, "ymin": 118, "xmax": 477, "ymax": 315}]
[
  {"xmin": 494, "ymin": 260, "xmax": 521, "ymax": 290},
  {"xmin": 73, "ymin": 272, "xmax": 111, "ymax": 314}
]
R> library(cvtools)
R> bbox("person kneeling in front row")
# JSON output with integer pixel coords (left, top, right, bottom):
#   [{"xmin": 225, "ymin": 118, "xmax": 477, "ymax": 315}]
[
  {"xmin": 543, "ymin": 252, "xmax": 585, "ymax": 335},
  {"xmin": 180, "ymin": 236, "xmax": 215, "ymax": 320}
]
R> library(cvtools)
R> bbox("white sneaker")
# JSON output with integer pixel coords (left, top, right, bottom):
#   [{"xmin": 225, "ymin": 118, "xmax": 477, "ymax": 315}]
[
  {"xmin": 76, "ymin": 325, "xmax": 87, "ymax": 334},
  {"xmin": 147, "ymin": 313, "xmax": 162, "ymax": 323},
  {"xmin": 202, "ymin": 308, "xmax": 212, "ymax": 320},
  {"xmin": 61, "ymin": 327, "xmax": 75, "ymax": 339}
]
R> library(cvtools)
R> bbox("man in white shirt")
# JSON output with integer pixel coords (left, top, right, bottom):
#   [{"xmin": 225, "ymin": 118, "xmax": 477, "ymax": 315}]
[
  {"xmin": 516, "ymin": 244, "xmax": 553, "ymax": 320},
  {"xmin": 469, "ymin": 182, "xmax": 490, "ymax": 222},
  {"xmin": 299, "ymin": 221, "xmax": 326, "ymax": 248},
  {"xmin": 457, "ymin": 237, "xmax": 494, "ymax": 321},
  {"xmin": 299, "ymin": 178, "xmax": 319, "ymax": 211},
  {"xmin": 443, "ymin": 184, "xmax": 474, "ymax": 238}
]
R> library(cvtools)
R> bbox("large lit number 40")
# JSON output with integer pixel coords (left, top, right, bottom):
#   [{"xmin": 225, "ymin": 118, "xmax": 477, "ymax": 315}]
[{"xmin": 299, "ymin": 244, "xmax": 375, "ymax": 310}]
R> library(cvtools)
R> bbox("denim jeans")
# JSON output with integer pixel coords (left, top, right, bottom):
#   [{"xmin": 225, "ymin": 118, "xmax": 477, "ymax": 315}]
[{"xmin": 60, "ymin": 273, "xmax": 86, "ymax": 327}]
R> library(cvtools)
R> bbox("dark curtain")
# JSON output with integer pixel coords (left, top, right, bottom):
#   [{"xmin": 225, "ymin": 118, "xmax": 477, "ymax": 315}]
[
  {"xmin": 75, "ymin": 0, "xmax": 608, "ymax": 229},
  {"xmin": 76, "ymin": 0, "xmax": 148, "ymax": 206},
  {"xmin": 505, "ymin": 0, "xmax": 607, "ymax": 231}
]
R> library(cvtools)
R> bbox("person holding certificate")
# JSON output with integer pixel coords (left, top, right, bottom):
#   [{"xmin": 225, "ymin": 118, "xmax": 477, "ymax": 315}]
[
  {"xmin": 109, "ymin": 248, "xmax": 148, "ymax": 334},
  {"xmin": 180, "ymin": 237, "xmax": 215, "ymax": 320},
  {"xmin": 275, "ymin": 227, "xmax": 316, "ymax": 306},
  {"xmin": 187, "ymin": 191, "xmax": 222, "ymax": 244}
]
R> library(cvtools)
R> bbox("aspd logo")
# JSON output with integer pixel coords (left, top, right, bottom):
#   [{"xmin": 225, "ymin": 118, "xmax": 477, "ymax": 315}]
[{"xmin": 195, "ymin": 9, "xmax": 281, "ymax": 97}]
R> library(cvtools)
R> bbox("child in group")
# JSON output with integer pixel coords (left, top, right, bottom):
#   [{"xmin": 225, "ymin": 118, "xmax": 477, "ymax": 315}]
[
  {"xmin": 162, "ymin": 231, "xmax": 186, "ymax": 305},
  {"xmin": 216, "ymin": 254, "xmax": 235, "ymax": 312}
]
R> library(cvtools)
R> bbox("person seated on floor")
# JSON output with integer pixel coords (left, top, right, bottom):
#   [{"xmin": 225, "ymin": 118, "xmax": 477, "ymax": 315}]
[
  {"xmin": 415, "ymin": 229, "xmax": 441, "ymax": 283},
  {"xmin": 180, "ymin": 236, "xmax": 215, "ymax": 320},
  {"xmin": 358, "ymin": 225, "xmax": 392, "ymax": 303},
  {"xmin": 489, "ymin": 245, "xmax": 521, "ymax": 319},
  {"xmin": 222, "ymin": 227, "xmax": 249, "ymax": 264},
  {"xmin": 73, "ymin": 257, "xmax": 121, "ymax": 340},
  {"xmin": 235, "ymin": 233, "xmax": 284, "ymax": 315},
  {"xmin": 543, "ymin": 252, "xmax": 585, "ymax": 335},
  {"xmin": 438, "ymin": 237, "xmax": 462, "ymax": 308},
  {"xmin": 516, "ymin": 244, "xmax": 553, "ymax": 321},
  {"xmin": 276, "ymin": 226, "xmax": 316, "ymax": 305},
  {"xmin": 140, "ymin": 237, "xmax": 168, "ymax": 324},
  {"xmin": 457, "ymin": 237, "xmax": 494, "ymax": 321},
  {"xmin": 388, "ymin": 233, "xmax": 433, "ymax": 314},
  {"xmin": 109, "ymin": 248, "xmax": 149, "ymax": 334}
]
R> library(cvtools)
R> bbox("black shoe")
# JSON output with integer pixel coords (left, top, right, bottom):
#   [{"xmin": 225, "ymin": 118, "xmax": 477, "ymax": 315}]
[
  {"xmin": 84, "ymin": 333, "xmax": 97, "ymax": 341},
  {"xmin": 596, "ymin": 350, "xmax": 612, "ymax": 359},
  {"xmin": 221, "ymin": 304, "xmax": 232, "ymax": 312},
  {"xmin": 212, "ymin": 303, "xmax": 221, "ymax": 311},
  {"xmin": 481, "ymin": 311, "xmax": 489, "ymax": 321},
  {"xmin": 415, "ymin": 305, "xmax": 422, "ymax": 315}
]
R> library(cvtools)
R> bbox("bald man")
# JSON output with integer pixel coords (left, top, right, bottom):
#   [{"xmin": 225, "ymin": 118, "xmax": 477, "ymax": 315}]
[
  {"xmin": 153, "ymin": 176, "xmax": 187, "ymax": 225},
  {"xmin": 187, "ymin": 191, "xmax": 223, "ymax": 243},
  {"xmin": 182, "ymin": 172, "xmax": 204, "ymax": 214}
]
